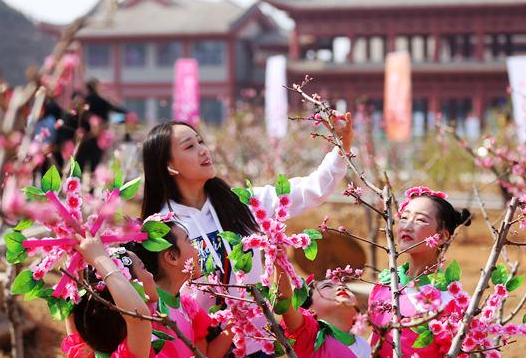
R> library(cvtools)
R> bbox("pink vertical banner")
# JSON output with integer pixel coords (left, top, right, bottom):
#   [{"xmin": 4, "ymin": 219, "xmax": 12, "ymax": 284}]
[
  {"xmin": 384, "ymin": 51, "xmax": 412, "ymax": 141},
  {"xmin": 173, "ymin": 59, "xmax": 200, "ymax": 127}
]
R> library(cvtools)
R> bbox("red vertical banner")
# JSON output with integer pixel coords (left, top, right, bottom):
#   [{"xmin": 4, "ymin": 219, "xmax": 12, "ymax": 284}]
[
  {"xmin": 384, "ymin": 51, "xmax": 412, "ymax": 141},
  {"xmin": 173, "ymin": 59, "xmax": 200, "ymax": 127}
]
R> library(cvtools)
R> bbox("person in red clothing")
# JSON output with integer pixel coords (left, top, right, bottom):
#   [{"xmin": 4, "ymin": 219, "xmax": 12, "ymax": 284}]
[{"xmin": 62, "ymin": 232, "xmax": 153, "ymax": 358}]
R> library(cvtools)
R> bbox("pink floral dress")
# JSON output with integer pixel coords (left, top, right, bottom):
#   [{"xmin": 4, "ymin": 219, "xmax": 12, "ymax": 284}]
[
  {"xmin": 368, "ymin": 263, "xmax": 454, "ymax": 358},
  {"xmin": 151, "ymin": 294, "xmax": 212, "ymax": 358},
  {"xmin": 282, "ymin": 308, "xmax": 371, "ymax": 358},
  {"xmin": 61, "ymin": 332, "xmax": 145, "ymax": 358}
]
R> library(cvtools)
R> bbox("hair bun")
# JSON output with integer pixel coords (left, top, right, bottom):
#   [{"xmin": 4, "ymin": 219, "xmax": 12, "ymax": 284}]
[{"xmin": 457, "ymin": 208, "xmax": 472, "ymax": 227}]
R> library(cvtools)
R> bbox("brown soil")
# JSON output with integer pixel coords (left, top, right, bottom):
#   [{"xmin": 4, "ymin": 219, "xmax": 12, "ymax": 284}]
[{"xmin": 5, "ymin": 202, "xmax": 526, "ymax": 357}]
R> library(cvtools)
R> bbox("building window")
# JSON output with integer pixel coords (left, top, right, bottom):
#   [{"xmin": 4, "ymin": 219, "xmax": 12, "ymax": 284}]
[
  {"xmin": 123, "ymin": 43, "xmax": 146, "ymax": 67},
  {"xmin": 192, "ymin": 41, "xmax": 225, "ymax": 65},
  {"xmin": 85, "ymin": 43, "xmax": 111, "ymax": 67},
  {"xmin": 156, "ymin": 98, "xmax": 173, "ymax": 122},
  {"xmin": 200, "ymin": 98, "xmax": 224, "ymax": 125},
  {"xmin": 156, "ymin": 42, "xmax": 182, "ymax": 67},
  {"xmin": 124, "ymin": 98, "xmax": 146, "ymax": 121}
]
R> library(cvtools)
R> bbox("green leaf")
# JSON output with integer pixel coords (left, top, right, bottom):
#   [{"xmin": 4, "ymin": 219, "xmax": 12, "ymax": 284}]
[
  {"xmin": 228, "ymin": 243, "xmax": 243, "ymax": 262},
  {"xmin": 47, "ymin": 297, "xmax": 74, "ymax": 320},
  {"xmin": 304, "ymin": 240, "xmax": 318, "ymax": 261},
  {"xmin": 6, "ymin": 249, "xmax": 27, "ymax": 264},
  {"xmin": 69, "ymin": 158, "xmax": 82, "ymax": 178},
  {"xmin": 157, "ymin": 288, "xmax": 180, "ymax": 309},
  {"xmin": 491, "ymin": 263, "xmax": 508, "ymax": 285},
  {"xmin": 11, "ymin": 270, "xmax": 37, "ymax": 295},
  {"xmin": 218, "ymin": 231, "xmax": 242, "ymax": 246},
  {"xmin": 303, "ymin": 228, "xmax": 323, "ymax": 240},
  {"xmin": 142, "ymin": 221, "xmax": 171, "ymax": 239},
  {"xmin": 274, "ymin": 174, "xmax": 291, "ymax": 196},
  {"xmin": 245, "ymin": 179, "xmax": 255, "ymax": 196},
  {"xmin": 95, "ymin": 352, "xmax": 111, "ymax": 358},
  {"xmin": 158, "ymin": 300, "xmax": 169, "ymax": 316},
  {"xmin": 13, "ymin": 219, "xmax": 33, "ymax": 231},
  {"xmin": 292, "ymin": 280, "xmax": 309, "ymax": 310},
  {"xmin": 428, "ymin": 272, "xmax": 448, "ymax": 291},
  {"xmin": 445, "ymin": 260, "xmax": 461, "ymax": 284},
  {"xmin": 506, "ymin": 275, "xmax": 525, "ymax": 292},
  {"xmin": 205, "ymin": 255, "xmax": 215, "ymax": 274},
  {"xmin": 314, "ymin": 327, "xmax": 328, "ymax": 351},
  {"xmin": 522, "ymin": 314, "xmax": 526, "ymax": 324},
  {"xmin": 153, "ymin": 329, "xmax": 175, "ymax": 341},
  {"xmin": 119, "ymin": 177, "xmax": 141, "ymax": 199},
  {"xmin": 111, "ymin": 160, "xmax": 123, "ymax": 189},
  {"xmin": 4, "ymin": 231, "xmax": 26, "ymax": 253},
  {"xmin": 274, "ymin": 341, "xmax": 285, "ymax": 356},
  {"xmin": 234, "ymin": 252, "xmax": 253, "ymax": 273},
  {"xmin": 41, "ymin": 165, "xmax": 61, "ymax": 192},
  {"xmin": 209, "ymin": 304, "xmax": 223, "ymax": 314},
  {"xmin": 231, "ymin": 187, "xmax": 251, "ymax": 205},
  {"xmin": 151, "ymin": 339, "xmax": 166, "ymax": 354},
  {"xmin": 141, "ymin": 237, "xmax": 173, "ymax": 252},
  {"xmin": 411, "ymin": 324, "xmax": 429, "ymax": 334},
  {"xmin": 24, "ymin": 280, "xmax": 45, "ymax": 301},
  {"xmin": 131, "ymin": 281, "xmax": 147, "ymax": 301},
  {"xmin": 412, "ymin": 330, "xmax": 434, "ymax": 348},
  {"xmin": 255, "ymin": 282, "xmax": 270, "ymax": 300},
  {"xmin": 273, "ymin": 298, "xmax": 290, "ymax": 315},
  {"xmin": 21, "ymin": 186, "xmax": 45, "ymax": 201}
]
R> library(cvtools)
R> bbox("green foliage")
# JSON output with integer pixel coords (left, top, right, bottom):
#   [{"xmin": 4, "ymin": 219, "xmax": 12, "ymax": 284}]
[
  {"xmin": 4, "ymin": 231, "xmax": 27, "ymax": 264},
  {"xmin": 21, "ymin": 186, "xmax": 45, "ymax": 200},
  {"xmin": 292, "ymin": 279, "xmax": 309, "ymax": 310},
  {"xmin": 412, "ymin": 330, "xmax": 434, "ymax": 348},
  {"xmin": 13, "ymin": 219, "xmax": 32, "ymax": 231},
  {"xmin": 47, "ymin": 297, "xmax": 74, "ymax": 320},
  {"xmin": 157, "ymin": 288, "xmax": 180, "ymax": 309},
  {"xmin": 303, "ymin": 229, "xmax": 323, "ymax": 240},
  {"xmin": 274, "ymin": 174, "xmax": 291, "ymax": 196},
  {"xmin": 218, "ymin": 231, "xmax": 242, "ymax": 246},
  {"xmin": 231, "ymin": 187, "xmax": 251, "ymax": 205},
  {"xmin": 428, "ymin": 272, "xmax": 448, "ymax": 291},
  {"xmin": 41, "ymin": 165, "xmax": 61, "ymax": 192},
  {"xmin": 142, "ymin": 236, "xmax": 172, "ymax": 252},
  {"xmin": 142, "ymin": 221, "xmax": 171, "ymax": 239},
  {"xmin": 304, "ymin": 240, "xmax": 318, "ymax": 261},
  {"xmin": 111, "ymin": 160, "xmax": 123, "ymax": 189},
  {"xmin": 205, "ymin": 255, "xmax": 215, "ymax": 275},
  {"xmin": 119, "ymin": 177, "xmax": 141, "ymax": 199},
  {"xmin": 69, "ymin": 158, "xmax": 82, "ymax": 178},
  {"xmin": 445, "ymin": 260, "xmax": 461, "ymax": 284},
  {"xmin": 491, "ymin": 263, "xmax": 508, "ymax": 285},
  {"xmin": 11, "ymin": 270, "xmax": 38, "ymax": 295},
  {"xmin": 506, "ymin": 275, "xmax": 524, "ymax": 292},
  {"xmin": 273, "ymin": 298, "xmax": 291, "ymax": 315}
]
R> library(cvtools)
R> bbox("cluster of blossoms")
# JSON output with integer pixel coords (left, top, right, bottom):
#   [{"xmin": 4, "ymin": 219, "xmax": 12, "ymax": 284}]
[
  {"xmin": 342, "ymin": 182, "xmax": 364, "ymax": 204},
  {"xmin": 410, "ymin": 281, "xmax": 526, "ymax": 357},
  {"xmin": 398, "ymin": 186, "xmax": 448, "ymax": 213},
  {"xmin": 424, "ymin": 233, "xmax": 441, "ymax": 248},
  {"xmin": 242, "ymin": 194, "xmax": 311, "ymax": 288},
  {"xmin": 325, "ymin": 265, "xmax": 364, "ymax": 284},
  {"xmin": 204, "ymin": 272, "xmax": 273, "ymax": 358}
]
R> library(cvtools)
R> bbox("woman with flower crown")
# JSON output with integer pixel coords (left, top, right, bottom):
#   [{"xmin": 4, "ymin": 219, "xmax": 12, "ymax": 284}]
[{"xmin": 368, "ymin": 187, "xmax": 472, "ymax": 357}]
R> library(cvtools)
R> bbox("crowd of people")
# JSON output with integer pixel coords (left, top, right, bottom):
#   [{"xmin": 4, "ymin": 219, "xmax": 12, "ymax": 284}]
[{"xmin": 58, "ymin": 113, "xmax": 474, "ymax": 358}]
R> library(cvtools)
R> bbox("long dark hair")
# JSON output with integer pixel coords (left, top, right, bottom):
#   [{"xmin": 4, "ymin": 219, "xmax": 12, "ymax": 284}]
[{"xmin": 141, "ymin": 122, "xmax": 259, "ymax": 236}]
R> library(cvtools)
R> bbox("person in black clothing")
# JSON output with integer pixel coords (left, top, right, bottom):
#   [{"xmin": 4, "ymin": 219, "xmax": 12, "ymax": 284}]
[{"xmin": 76, "ymin": 79, "xmax": 127, "ymax": 173}]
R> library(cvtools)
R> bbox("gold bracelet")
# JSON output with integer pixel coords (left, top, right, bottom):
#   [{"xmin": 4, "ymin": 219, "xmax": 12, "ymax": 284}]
[{"xmin": 103, "ymin": 269, "xmax": 120, "ymax": 282}]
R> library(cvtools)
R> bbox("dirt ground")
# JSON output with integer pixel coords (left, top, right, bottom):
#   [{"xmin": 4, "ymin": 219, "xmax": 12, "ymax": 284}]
[{"xmin": 4, "ymin": 201, "xmax": 526, "ymax": 358}]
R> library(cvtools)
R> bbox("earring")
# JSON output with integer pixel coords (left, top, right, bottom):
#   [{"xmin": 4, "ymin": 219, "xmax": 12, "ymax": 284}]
[{"xmin": 167, "ymin": 166, "xmax": 179, "ymax": 175}]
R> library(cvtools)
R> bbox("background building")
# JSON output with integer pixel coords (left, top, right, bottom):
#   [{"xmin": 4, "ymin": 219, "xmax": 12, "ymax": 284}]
[
  {"xmin": 76, "ymin": 0, "xmax": 287, "ymax": 125},
  {"xmin": 267, "ymin": 0, "xmax": 526, "ymax": 134}
]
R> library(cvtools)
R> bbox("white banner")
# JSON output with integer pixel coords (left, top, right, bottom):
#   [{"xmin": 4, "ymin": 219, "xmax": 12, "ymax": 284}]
[
  {"xmin": 265, "ymin": 55, "xmax": 288, "ymax": 138},
  {"xmin": 507, "ymin": 56, "xmax": 526, "ymax": 143}
]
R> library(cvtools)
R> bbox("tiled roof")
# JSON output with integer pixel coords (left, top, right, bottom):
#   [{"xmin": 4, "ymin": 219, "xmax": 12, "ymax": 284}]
[
  {"xmin": 266, "ymin": 0, "xmax": 526, "ymax": 10},
  {"xmin": 77, "ymin": 0, "xmax": 248, "ymax": 38}
]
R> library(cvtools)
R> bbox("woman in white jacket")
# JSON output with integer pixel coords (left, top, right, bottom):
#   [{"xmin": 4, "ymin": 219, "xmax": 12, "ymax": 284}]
[{"xmin": 141, "ymin": 117, "xmax": 352, "ymax": 357}]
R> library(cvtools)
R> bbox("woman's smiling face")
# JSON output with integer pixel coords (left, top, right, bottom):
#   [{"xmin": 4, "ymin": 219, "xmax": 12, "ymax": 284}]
[{"xmin": 397, "ymin": 196, "xmax": 441, "ymax": 254}]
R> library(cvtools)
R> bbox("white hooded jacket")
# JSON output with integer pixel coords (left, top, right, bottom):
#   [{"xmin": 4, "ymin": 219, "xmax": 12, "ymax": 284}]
[{"xmin": 160, "ymin": 147, "xmax": 347, "ymax": 354}]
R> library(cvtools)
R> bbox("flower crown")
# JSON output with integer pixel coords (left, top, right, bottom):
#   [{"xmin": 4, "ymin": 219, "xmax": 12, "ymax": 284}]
[{"xmin": 398, "ymin": 186, "xmax": 448, "ymax": 213}]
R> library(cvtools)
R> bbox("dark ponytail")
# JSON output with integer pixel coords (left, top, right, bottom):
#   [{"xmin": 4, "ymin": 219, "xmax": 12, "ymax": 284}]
[
  {"xmin": 426, "ymin": 196, "xmax": 472, "ymax": 235},
  {"xmin": 141, "ymin": 122, "xmax": 259, "ymax": 236}
]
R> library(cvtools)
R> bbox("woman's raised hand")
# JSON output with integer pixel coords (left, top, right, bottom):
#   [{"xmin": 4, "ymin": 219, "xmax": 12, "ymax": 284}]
[
  {"xmin": 74, "ymin": 232, "xmax": 107, "ymax": 267},
  {"xmin": 330, "ymin": 111, "xmax": 353, "ymax": 153}
]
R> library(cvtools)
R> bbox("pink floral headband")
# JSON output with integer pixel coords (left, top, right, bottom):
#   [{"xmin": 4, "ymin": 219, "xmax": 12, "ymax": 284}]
[{"xmin": 398, "ymin": 186, "xmax": 448, "ymax": 213}]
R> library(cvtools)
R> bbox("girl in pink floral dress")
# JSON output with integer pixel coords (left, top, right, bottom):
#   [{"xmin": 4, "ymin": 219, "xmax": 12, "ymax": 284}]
[
  {"xmin": 276, "ymin": 265, "xmax": 371, "ymax": 358},
  {"xmin": 368, "ymin": 187, "xmax": 471, "ymax": 357},
  {"xmin": 62, "ymin": 232, "xmax": 153, "ymax": 358},
  {"xmin": 126, "ymin": 221, "xmax": 233, "ymax": 358}
]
